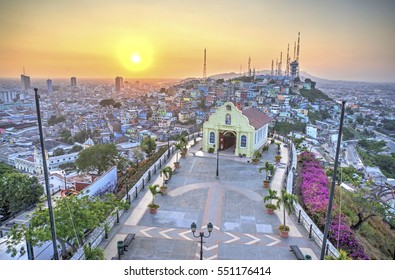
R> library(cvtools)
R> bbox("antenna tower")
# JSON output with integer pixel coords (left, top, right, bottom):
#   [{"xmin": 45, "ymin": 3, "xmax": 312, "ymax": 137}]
[
  {"xmin": 296, "ymin": 32, "xmax": 301, "ymax": 76},
  {"xmin": 271, "ymin": 59, "xmax": 274, "ymax": 76},
  {"xmin": 203, "ymin": 48, "xmax": 207, "ymax": 79},
  {"xmin": 286, "ymin": 44, "xmax": 290, "ymax": 77},
  {"xmin": 279, "ymin": 52, "xmax": 282, "ymax": 76},
  {"xmin": 248, "ymin": 56, "xmax": 251, "ymax": 77}
]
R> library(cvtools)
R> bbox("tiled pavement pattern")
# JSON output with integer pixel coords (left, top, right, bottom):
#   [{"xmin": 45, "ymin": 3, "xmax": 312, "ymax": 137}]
[{"xmin": 100, "ymin": 140, "xmax": 321, "ymax": 260}]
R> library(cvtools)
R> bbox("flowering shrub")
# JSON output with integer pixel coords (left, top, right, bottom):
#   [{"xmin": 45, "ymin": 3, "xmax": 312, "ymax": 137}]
[{"xmin": 299, "ymin": 151, "xmax": 369, "ymax": 260}]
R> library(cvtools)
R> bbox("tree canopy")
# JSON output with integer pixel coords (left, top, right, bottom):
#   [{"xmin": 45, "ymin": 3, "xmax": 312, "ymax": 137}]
[
  {"xmin": 47, "ymin": 115, "xmax": 66, "ymax": 126},
  {"xmin": 6, "ymin": 193, "xmax": 124, "ymax": 258},
  {"xmin": 0, "ymin": 172, "xmax": 43, "ymax": 216},
  {"xmin": 75, "ymin": 144, "xmax": 121, "ymax": 175},
  {"xmin": 99, "ymin": 98, "xmax": 121, "ymax": 108},
  {"xmin": 140, "ymin": 136, "xmax": 156, "ymax": 160}
]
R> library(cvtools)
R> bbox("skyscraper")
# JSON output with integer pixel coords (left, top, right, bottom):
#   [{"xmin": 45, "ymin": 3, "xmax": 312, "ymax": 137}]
[
  {"xmin": 47, "ymin": 79, "xmax": 53, "ymax": 92},
  {"xmin": 20, "ymin": 74, "xmax": 31, "ymax": 90},
  {"xmin": 71, "ymin": 77, "xmax": 77, "ymax": 87},
  {"xmin": 115, "ymin": 76, "xmax": 123, "ymax": 92}
]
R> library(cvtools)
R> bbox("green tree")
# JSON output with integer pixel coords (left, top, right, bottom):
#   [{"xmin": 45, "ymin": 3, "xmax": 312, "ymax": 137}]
[
  {"xmin": 264, "ymin": 189, "xmax": 279, "ymax": 209},
  {"xmin": 60, "ymin": 129, "xmax": 72, "ymax": 144},
  {"xmin": 84, "ymin": 244, "xmax": 105, "ymax": 260},
  {"xmin": 73, "ymin": 130, "xmax": 90, "ymax": 144},
  {"xmin": 6, "ymin": 193, "xmax": 123, "ymax": 259},
  {"xmin": 68, "ymin": 145, "xmax": 84, "ymax": 154},
  {"xmin": 349, "ymin": 187, "xmax": 391, "ymax": 230},
  {"xmin": 276, "ymin": 190, "xmax": 298, "ymax": 231},
  {"xmin": 147, "ymin": 185, "xmax": 163, "ymax": 208},
  {"xmin": 76, "ymin": 144, "xmax": 120, "ymax": 175},
  {"xmin": 47, "ymin": 115, "xmax": 66, "ymax": 126},
  {"xmin": 0, "ymin": 162, "xmax": 15, "ymax": 175},
  {"xmin": 131, "ymin": 148, "xmax": 145, "ymax": 171},
  {"xmin": 0, "ymin": 173, "xmax": 43, "ymax": 216},
  {"xmin": 53, "ymin": 148, "xmax": 65, "ymax": 156},
  {"xmin": 59, "ymin": 162, "xmax": 76, "ymax": 172},
  {"xmin": 99, "ymin": 98, "xmax": 115, "ymax": 107},
  {"xmin": 113, "ymin": 102, "xmax": 122, "ymax": 109},
  {"xmin": 259, "ymin": 161, "xmax": 275, "ymax": 183},
  {"xmin": 140, "ymin": 136, "xmax": 157, "ymax": 160}
]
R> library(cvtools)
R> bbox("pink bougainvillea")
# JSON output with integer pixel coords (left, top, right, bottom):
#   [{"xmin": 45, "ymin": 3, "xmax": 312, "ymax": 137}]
[{"xmin": 299, "ymin": 151, "xmax": 369, "ymax": 260}]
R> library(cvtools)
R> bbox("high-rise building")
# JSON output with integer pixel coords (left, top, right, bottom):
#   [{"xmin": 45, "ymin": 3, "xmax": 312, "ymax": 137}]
[
  {"xmin": 47, "ymin": 79, "xmax": 53, "ymax": 92},
  {"xmin": 115, "ymin": 76, "xmax": 123, "ymax": 92},
  {"xmin": 71, "ymin": 77, "xmax": 77, "ymax": 87},
  {"xmin": 20, "ymin": 75, "xmax": 31, "ymax": 90}
]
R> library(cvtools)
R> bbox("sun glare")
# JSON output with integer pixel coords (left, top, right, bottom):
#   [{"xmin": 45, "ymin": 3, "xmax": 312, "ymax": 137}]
[
  {"xmin": 117, "ymin": 37, "xmax": 153, "ymax": 73},
  {"xmin": 131, "ymin": 53, "xmax": 141, "ymax": 64}
]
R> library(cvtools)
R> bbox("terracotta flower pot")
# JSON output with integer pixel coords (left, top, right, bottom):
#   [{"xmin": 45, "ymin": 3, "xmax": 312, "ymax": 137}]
[
  {"xmin": 174, "ymin": 162, "xmax": 180, "ymax": 169},
  {"xmin": 266, "ymin": 208, "xmax": 274, "ymax": 215},
  {"xmin": 263, "ymin": 181, "xmax": 270, "ymax": 188},
  {"xmin": 149, "ymin": 208, "xmax": 158, "ymax": 214},
  {"xmin": 280, "ymin": 230, "xmax": 289, "ymax": 238},
  {"xmin": 180, "ymin": 152, "xmax": 186, "ymax": 159}
]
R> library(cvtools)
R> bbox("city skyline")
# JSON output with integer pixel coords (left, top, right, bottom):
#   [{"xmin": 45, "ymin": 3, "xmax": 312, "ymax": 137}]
[{"xmin": 0, "ymin": 0, "xmax": 394, "ymax": 82}]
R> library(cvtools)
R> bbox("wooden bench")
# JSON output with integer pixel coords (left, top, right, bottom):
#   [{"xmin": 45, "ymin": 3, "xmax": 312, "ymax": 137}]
[
  {"xmin": 290, "ymin": 245, "xmax": 305, "ymax": 260},
  {"xmin": 123, "ymin": 233, "xmax": 135, "ymax": 251}
]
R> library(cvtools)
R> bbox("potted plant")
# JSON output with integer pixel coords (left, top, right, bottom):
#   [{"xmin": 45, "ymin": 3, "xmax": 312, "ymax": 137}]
[
  {"xmin": 276, "ymin": 190, "xmax": 298, "ymax": 238},
  {"xmin": 275, "ymin": 155, "xmax": 282, "ymax": 163},
  {"xmin": 177, "ymin": 135, "xmax": 188, "ymax": 154},
  {"xmin": 252, "ymin": 150, "xmax": 261, "ymax": 164},
  {"xmin": 147, "ymin": 184, "xmax": 163, "ymax": 214},
  {"xmin": 275, "ymin": 142, "xmax": 281, "ymax": 155},
  {"xmin": 173, "ymin": 143, "xmax": 183, "ymax": 169},
  {"xmin": 160, "ymin": 166, "xmax": 173, "ymax": 183},
  {"xmin": 263, "ymin": 189, "xmax": 279, "ymax": 215},
  {"xmin": 259, "ymin": 161, "xmax": 275, "ymax": 188}
]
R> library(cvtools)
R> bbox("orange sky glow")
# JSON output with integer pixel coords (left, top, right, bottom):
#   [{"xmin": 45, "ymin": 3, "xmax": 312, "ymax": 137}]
[{"xmin": 0, "ymin": 0, "xmax": 394, "ymax": 82}]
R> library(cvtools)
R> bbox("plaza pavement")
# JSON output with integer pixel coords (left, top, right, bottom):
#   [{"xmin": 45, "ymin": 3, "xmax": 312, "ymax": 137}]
[{"xmin": 100, "ymin": 139, "xmax": 321, "ymax": 260}]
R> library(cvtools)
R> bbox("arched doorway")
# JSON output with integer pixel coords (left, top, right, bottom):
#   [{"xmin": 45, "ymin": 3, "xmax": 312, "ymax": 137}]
[{"xmin": 219, "ymin": 131, "xmax": 236, "ymax": 151}]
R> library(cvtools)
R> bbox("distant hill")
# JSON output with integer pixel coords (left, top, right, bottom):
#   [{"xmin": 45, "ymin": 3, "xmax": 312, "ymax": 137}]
[{"xmin": 179, "ymin": 70, "xmax": 393, "ymax": 86}]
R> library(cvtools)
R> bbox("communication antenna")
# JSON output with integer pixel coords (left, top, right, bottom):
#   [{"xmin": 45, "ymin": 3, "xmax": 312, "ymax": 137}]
[{"xmin": 203, "ymin": 48, "xmax": 207, "ymax": 79}]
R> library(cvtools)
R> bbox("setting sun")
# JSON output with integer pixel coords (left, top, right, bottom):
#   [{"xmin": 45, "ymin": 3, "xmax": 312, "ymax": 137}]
[{"xmin": 131, "ymin": 53, "xmax": 141, "ymax": 64}]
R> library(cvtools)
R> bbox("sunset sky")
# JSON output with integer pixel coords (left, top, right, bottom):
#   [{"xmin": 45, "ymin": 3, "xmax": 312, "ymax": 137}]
[{"xmin": 0, "ymin": 0, "xmax": 394, "ymax": 82}]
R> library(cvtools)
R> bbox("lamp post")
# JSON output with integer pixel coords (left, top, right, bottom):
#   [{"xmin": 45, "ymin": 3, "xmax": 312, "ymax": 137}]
[
  {"xmin": 34, "ymin": 88, "xmax": 59, "ymax": 260},
  {"xmin": 62, "ymin": 171, "xmax": 67, "ymax": 190},
  {"xmin": 320, "ymin": 101, "xmax": 346, "ymax": 260},
  {"xmin": 214, "ymin": 144, "xmax": 219, "ymax": 179},
  {"xmin": 191, "ymin": 222, "xmax": 213, "ymax": 260},
  {"xmin": 167, "ymin": 130, "xmax": 170, "ymax": 158},
  {"xmin": 124, "ymin": 167, "xmax": 130, "ymax": 204}
]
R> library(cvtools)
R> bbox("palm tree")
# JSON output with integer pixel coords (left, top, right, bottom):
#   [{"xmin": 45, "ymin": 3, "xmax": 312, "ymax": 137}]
[
  {"xmin": 263, "ymin": 189, "xmax": 280, "ymax": 214},
  {"xmin": 259, "ymin": 161, "xmax": 275, "ymax": 187},
  {"xmin": 160, "ymin": 166, "xmax": 173, "ymax": 185},
  {"xmin": 177, "ymin": 135, "xmax": 188, "ymax": 151},
  {"xmin": 276, "ymin": 190, "xmax": 297, "ymax": 235},
  {"xmin": 264, "ymin": 189, "xmax": 279, "ymax": 207},
  {"xmin": 147, "ymin": 185, "xmax": 163, "ymax": 213},
  {"xmin": 174, "ymin": 143, "xmax": 184, "ymax": 167}
]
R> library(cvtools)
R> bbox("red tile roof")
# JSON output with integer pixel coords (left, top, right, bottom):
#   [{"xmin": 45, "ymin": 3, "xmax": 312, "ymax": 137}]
[{"xmin": 242, "ymin": 108, "xmax": 272, "ymax": 129}]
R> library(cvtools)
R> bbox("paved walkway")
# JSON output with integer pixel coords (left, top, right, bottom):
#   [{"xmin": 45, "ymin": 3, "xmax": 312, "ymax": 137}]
[{"xmin": 100, "ymin": 139, "xmax": 321, "ymax": 260}]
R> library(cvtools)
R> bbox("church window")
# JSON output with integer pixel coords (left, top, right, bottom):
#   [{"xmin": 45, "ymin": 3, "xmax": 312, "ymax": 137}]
[
  {"xmin": 226, "ymin": 105, "xmax": 231, "ymax": 111},
  {"xmin": 209, "ymin": 132, "xmax": 215, "ymax": 144},
  {"xmin": 225, "ymin": 113, "xmax": 231, "ymax": 125},
  {"xmin": 241, "ymin": 135, "xmax": 247, "ymax": 148}
]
